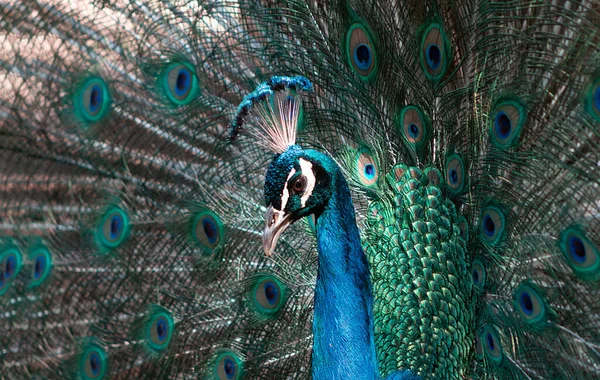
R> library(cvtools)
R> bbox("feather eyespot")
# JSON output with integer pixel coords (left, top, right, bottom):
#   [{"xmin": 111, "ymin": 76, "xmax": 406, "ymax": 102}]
[
  {"xmin": 479, "ymin": 206, "xmax": 505, "ymax": 245},
  {"xmin": 214, "ymin": 352, "xmax": 243, "ymax": 380},
  {"xmin": 445, "ymin": 154, "xmax": 465, "ymax": 195},
  {"xmin": 252, "ymin": 276, "xmax": 286, "ymax": 314},
  {"xmin": 3, "ymin": 248, "xmax": 21, "ymax": 281},
  {"xmin": 490, "ymin": 98, "xmax": 526, "ymax": 148},
  {"xmin": 163, "ymin": 63, "xmax": 198, "ymax": 105},
  {"xmin": 346, "ymin": 23, "xmax": 377, "ymax": 80},
  {"xmin": 471, "ymin": 259, "xmax": 485, "ymax": 291},
  {"xmin": 481, "ymin": 325, "xmax": 503, "ymax": 364},
  {"xmin": 146, "ymin": 307, "xmax": 174, "ymax": 352},
  {"xmin": 97, "ymin": 207, "xmax": 130, "ymax": 250},
  {"xmin": 306, "ymin": 214, "xmax": 317, "ymax": 235},
  {"xmin": 398, "ymin": 105, "xmax": 430, "ymax": 153},
  {"xmin": 559, "ymin": 227, "xmax": 599, "ymax": 280},
  {"xmin": 192, "ymin": 209, "xmax": 225, "ymax": 253},
  {"xmin": 420, "ymin": 24, "xmax": 449, "ymax": 79},
  {"xmin": 584, "ymin": 78, "xmax": 600, "ymax": 121},
  {"xmin": 514, "ymin": 284, "xmax": 547, "ymax": 324},
  {"xmin": 0, "ymin": 247, "xmax": 22, "ymax": 295},
  {"xmin": 29, "ymin": 246, "xmax": 52, "ymax": 287},
  {"xmin": 79, "ymin": 343, "xmax": 107, "ymax": 379},
  {"xmin": 354, "ymin": 149, "xmax": 379, "ymax": 187},
  {"xmin": 75, "ymin": 77, "xmax": 111, "ymax": 123}
]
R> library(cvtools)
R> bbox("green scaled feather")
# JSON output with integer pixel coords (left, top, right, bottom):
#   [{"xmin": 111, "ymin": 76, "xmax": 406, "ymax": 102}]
[{"xmin": 364, "ymin": 165, "xmax": 473, "ymax": 378}]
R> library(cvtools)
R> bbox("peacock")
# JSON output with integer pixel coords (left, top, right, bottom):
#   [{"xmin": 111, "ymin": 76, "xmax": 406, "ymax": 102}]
[{"xmin": 1, "ymin": 0, "xmax": 600, "ymax": 378}]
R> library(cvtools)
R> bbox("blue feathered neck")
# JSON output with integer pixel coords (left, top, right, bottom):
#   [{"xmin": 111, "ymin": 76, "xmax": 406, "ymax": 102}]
[
  {"xmin": 309, "ymin": 151, "xmax": 418, "ymax": 380},
  {"xmin": 311, "ymin": 152, "xmax": 378, "ymax": 379}
]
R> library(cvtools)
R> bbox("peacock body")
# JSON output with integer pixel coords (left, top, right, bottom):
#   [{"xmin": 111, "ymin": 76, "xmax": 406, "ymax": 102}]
[{"xmin": 1, "ymin": 0, "xmax": 600, "ymax": 379}]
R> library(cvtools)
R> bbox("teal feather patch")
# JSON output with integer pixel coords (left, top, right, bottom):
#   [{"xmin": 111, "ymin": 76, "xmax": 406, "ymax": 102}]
[
  {"xmin": 306, "ymin": 214, "xmax": 317, "ymax": 235},
  {"xmin": 294, "ymin": 97, "xmax": 306, "ymax": 132}
]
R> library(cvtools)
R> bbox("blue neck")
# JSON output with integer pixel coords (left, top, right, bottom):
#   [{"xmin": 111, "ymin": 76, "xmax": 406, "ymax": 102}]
[{"xmin": 311, "ymin": 168, "xmax": 378, "ymax": 379}]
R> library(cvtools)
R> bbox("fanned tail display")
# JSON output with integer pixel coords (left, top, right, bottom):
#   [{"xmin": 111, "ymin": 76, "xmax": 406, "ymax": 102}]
[{"xmin": 1, "ymin": 0, "xmax": 599, "ymax": 379}]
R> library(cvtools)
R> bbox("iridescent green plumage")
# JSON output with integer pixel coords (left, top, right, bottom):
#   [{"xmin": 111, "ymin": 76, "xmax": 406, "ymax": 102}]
[
  {"xmin": 1, "ymin": 0, "xmax": 599, "ymax": 379},
  {"xmin": 365, "ymin": 165, "xmax": 472, "ymax": 378}
]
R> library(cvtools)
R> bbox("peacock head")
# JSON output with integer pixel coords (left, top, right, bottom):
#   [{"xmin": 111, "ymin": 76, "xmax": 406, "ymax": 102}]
[{"xmin": 262, "ymin": 145, "xmax": 334, "ymax": 256}]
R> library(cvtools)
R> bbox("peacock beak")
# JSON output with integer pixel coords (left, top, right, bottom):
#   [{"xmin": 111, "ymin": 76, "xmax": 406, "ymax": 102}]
[{"xmin": 263, "ymin": 205, "xmax": 293, "ymax": 256}]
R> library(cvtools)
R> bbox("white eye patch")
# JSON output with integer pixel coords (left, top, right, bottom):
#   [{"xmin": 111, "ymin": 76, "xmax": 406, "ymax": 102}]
[
  {"xmin": 299, "ymin": 158, "xmax": 316, "ymax": 207},
  {"xmin": 279, "ymin": 158, "xmax": 316, "ymax": 211},
  {"xmin": 280, "ymin": 168, "xmax": 296, "ymax": 211}
]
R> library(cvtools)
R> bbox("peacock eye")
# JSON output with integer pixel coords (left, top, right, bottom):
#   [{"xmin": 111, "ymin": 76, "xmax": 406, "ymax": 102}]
[{"xmin": 291, "ymin": 176, "xmax": 307, "ymax": 194}]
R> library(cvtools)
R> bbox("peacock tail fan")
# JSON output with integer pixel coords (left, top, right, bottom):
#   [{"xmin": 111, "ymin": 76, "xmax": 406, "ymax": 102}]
[{"xmin": 1, "ymin": 0, "xmax": 599, "ymax": 379}]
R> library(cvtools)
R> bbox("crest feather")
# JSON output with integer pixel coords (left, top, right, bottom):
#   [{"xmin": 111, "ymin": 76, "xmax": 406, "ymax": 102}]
[{"xmin": 229, "ymin": 76, "xmax": 313, "ymax": 152}]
